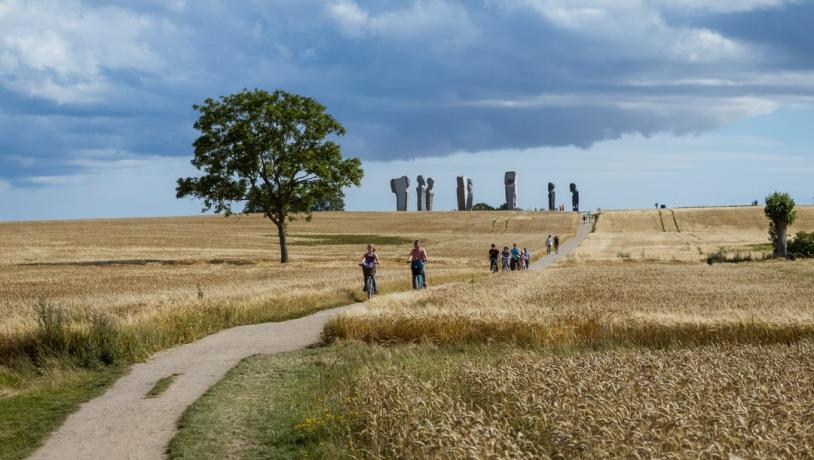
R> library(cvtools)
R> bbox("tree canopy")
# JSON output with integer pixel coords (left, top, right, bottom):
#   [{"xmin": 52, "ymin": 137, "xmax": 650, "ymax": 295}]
[
  {"xmin": 764, "ymin": 192, "xmax": 796, "ymax": 258},
  {"xmin": 177, "ymin": 89, "xmax": 363, "ymax": 262}
]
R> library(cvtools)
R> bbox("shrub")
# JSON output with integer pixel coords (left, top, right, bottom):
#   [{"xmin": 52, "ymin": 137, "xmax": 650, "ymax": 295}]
[
  {"xmin": 788, "ymin": 231, "xmax": 814, "ymax": 258},
  {"xmin": 706, "ymin": 248, "xmax": 759, "ymax": 265}
]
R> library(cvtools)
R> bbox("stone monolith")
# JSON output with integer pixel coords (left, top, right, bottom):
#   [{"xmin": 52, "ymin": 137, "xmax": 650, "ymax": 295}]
[
  {"xmin": 548, "ymin": 182, "xmax": 556, "ymax": 211},
  {"xmin": 456, "ymin": 176, "xmax": 467, "ymax": 211},
  {"xmin": 426, "ymin": 177, "xmax": 435, "ymax": 211},
  {"xmin": 570, "ymin": 183, "xmax": 579, "ymax": 212},
  {"xmin": 390, "ymin": 176, "xmax": 410, "ymax": 211},
  {"xmin": 416, "ymin": 175, "xmax": 427, "ymax": 211},
  {"xmin": 466, "ymin": 178, "xmax": 473, "ymax": 211}
]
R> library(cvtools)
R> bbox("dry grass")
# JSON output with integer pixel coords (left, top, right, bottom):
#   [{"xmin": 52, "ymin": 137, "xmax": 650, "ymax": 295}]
[
  {"xmin": 570, "ymin": 206, "xmax": 814, "ymax": 262},
  {"xmin": 334, "ymin": 342, "xmax": 814, "ymax": 459},
  {"xmin": 324, "ymin": 260, "xmax": 814, "ymax": 348},
  {"xmin": 0, "ymin": 211, "xmax": 576, "ymax": 361}
]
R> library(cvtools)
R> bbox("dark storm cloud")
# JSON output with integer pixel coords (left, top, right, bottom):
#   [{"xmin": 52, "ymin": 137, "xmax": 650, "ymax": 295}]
[{"xmin": 0, "ymin": 0, "xmax": 812, "ymax": 186}]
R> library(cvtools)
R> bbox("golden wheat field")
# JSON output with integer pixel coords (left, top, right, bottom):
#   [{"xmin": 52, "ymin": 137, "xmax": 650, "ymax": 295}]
[
  {"xmin": 328, "ymin": 341, "xmax": 814, "ymax": 459},
  {"xmin": 0, "ymin": 211, "xmax": 576, "ymax": 353},
  {"xmin": 570, "ymin": 205, "xmax": 814, "ymax": 262},
  {"xmin": 324, "ymin": 259, "xmax": 814, "ymax": 347},
  {"xmin": 297, "ymin": 207, "xmax": 814, "ymax": 458}
]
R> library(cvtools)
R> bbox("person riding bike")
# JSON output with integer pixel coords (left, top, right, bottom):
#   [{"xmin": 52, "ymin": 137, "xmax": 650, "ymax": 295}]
[
  {"xmin": 489, "ymin": 243, "xmax": 500, "ymax": 273},
  {"xmin": 407, "ymin": 239, "xmax": 429, "ymax": 289},
  {"xmin": 510, "ymin": 243, "xmax": 521, "ymax": 271},
  {"xmin": 360, "ymin": 244, "xmax": 379, "ymax": 294}
]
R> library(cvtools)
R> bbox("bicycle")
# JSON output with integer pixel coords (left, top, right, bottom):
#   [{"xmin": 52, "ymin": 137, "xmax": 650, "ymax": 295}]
[
  {"xmin": 360, "ymin": 264, "xmax": 376, "ymax": 300},
  {"xmin": 410, "ymin": 260, "xmax": 426, "ymax": 289},
  {"xmin": 490, "ymin": 257, "xmax": 499, "ymax": 273}
]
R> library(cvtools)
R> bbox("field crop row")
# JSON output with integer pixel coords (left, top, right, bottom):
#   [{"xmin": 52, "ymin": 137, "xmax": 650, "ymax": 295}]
[
  {"xmin": 324, "ymin": 260, "xmax": 814, "ymax": 348},
  {"xmin": 171, "ymin": 341, "xmax": 814, "ymax": 459}
]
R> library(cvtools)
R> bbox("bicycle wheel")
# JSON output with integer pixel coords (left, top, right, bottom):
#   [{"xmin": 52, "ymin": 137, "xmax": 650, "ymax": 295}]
[{"xmin": 366, "ymin": 277, "xmax": 373, "ymax": 300}]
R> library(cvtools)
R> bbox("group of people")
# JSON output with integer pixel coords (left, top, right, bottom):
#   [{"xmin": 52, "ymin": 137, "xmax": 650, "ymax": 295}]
[
  {"xmin": 545, "ymin": 235, "xmax": 560, "ymax": 255},
  {"xmin": 361, "ymin": 232, "xmax": 568, "ymax": 296},
  {"xmin": 360, "ymin": 239, "xmax": 429, "ymax": 295},
  {"xmin": 489, "ymin": 243, "xmax": 531, "ymax": 272}
]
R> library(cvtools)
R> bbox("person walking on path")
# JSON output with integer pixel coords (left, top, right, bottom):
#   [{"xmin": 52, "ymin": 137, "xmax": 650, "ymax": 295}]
[
  {"xmin": 545, "ymin": 235, "xmax": 552, "ymax": 255},
  {"xmin": 523, "ymin": 248, "xmax": 531, "ymax": 269},
  {"xmin": 489, "ymin": 244, "xmax": 500, "ymax": 273},
  {"xmin": 554, "ymin": 235, "xmax": 560, "ymax": 254},
  {"xmin": 408, "ymin": 240, "xmax": 429, "ymax": 288}
]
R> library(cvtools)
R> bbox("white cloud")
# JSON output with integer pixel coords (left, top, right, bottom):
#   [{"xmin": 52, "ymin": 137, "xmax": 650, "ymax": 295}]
[
  {"xmin": 328, "ymin": 0, "xmax": 370, "ymax": 38},
  {"xmin": 25, "ymin": 174, "xmax": 87, "ymax": 186},
  {"xmin": 0, "ymin": 0, "xmax": 182, "ymax": 104},
  {"xmin": 0, "ymin": 179, "xmax": 10, "ymax": 191},
  {"xmin": 670, "ymin": 29, "xmax": 745, "ymax": 62},
  {"xmin": 464, "ymin": 92, "xmax": 777, "ymax": 117},
  {"xmin": 492, "ymin": 0, "xmax": 750, "ymax": 63},
  {"xmin": 656, "ymin": 0, "xmax": 797, "ymax": 14},
  {"xmin": 326, "ymin": 0, "xmax": 478, "ymax": 47}
]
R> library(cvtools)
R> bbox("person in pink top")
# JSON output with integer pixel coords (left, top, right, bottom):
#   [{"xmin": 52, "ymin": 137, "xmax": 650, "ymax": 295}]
[
  {"xmin": 407, "ymin": 240, "xmax": 429, "ymax": 288},
  {"xmin": 360, "ymin": 244, "xmax": 380, "ymax": 293}
]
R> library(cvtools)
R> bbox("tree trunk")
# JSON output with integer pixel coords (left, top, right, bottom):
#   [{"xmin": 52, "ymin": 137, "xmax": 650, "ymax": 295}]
[
  {"xmin": 277, "ymin": 221, "xmax": 289, "ymax": 263},
  {"xmin": 774, "ymin": 221, "xmax": 788, "ymax": 258}
]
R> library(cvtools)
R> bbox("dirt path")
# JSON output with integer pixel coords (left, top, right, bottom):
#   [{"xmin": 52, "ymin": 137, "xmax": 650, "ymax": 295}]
[
  {"xmin": 30, "ymin": 222, "xmax": 592, "ymax": 460},
  {"xmin": 530, "ymin": 220, "xmax": 592, "ymax": 269}
]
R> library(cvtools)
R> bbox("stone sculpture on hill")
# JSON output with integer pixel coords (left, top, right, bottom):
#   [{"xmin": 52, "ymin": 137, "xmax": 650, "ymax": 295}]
[
  {"xmin": 426, "ymin": 177, "xmax": 435, "ymax": 211},
  {"xmin": 466, "ymin": 178, "xmax": 473, "ymax": 211},
  {"xmin": 390, "ymin": 176, "xmax": 410, "ymax": 211},
  {"xmin": 504, "ymin": 171, "xmax": 517, "ymax": 211},
  {"xmin": 416, "ymin": 175, "xmax": 427, "ymax": 211},
  {"xmin": 548, "ymin": 182, "xmax": 556, "ymax": 211},
  {"xmin": 570, "ymin": 183, "xmax": 579, "ymax": 212},
  {"xmin": 456, "ymin": 176, "xmax": 467, "ymax": 211}
]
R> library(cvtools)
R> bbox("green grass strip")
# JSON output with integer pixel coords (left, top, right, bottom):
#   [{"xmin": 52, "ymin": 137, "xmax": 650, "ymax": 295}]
[{"xmin": 146, "ymin": 373, "xmax": 180, "ymax": 398}]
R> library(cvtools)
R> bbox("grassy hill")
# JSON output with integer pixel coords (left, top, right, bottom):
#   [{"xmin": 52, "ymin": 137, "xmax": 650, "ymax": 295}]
[{"xmin": 571, "ymin": 205, "xmax": 814, "ymax": 262}]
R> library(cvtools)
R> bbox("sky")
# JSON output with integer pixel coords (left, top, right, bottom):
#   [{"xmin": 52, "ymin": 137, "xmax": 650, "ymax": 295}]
[{"xmin": 0, "ymin": 0, "xmax": 813, "ymax": 220}]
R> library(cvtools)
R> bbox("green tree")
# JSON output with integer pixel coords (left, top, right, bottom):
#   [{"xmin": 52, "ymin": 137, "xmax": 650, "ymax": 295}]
[
  {"xmin": 310, "ymin": 191, "xmax": 346, "ymax": 211},
  {"xmin": 472, "ymin": 202, "xmax": 495, "ymax": 211},
  {"xmin": 177, "ymin": 89, "xmax": 363, "ymax": 263},
  {"xmin": 764, "ymin": 192, "xmax": 796, "ymax": 258}
]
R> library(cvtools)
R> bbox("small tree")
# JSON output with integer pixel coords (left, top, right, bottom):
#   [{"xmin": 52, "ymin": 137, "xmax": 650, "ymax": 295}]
[
  {"xmin": 177, "ymin": 89, "xmax": 363, "ymax": 263},
  {"xmin": 472, "ymin": 202, "xmax": 495, "ymax": 211},
  {"xmin": 764, "ymin": 192, "xmax": 796, "ymax": 258},
  {"xmin": 310, "ymin": 191, "xmax": 346, "ymax": 211}
]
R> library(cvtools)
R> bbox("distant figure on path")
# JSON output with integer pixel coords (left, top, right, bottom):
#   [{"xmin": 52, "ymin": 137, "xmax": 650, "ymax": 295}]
[
  {"xmin": 519, "ymin": 250, "xmax": 526, "ymax": 270},
  {"xmin": 545, "ymin": 235, "xmax": 552, "ymax": 255},
  {"xmin": 501, "ymin": 246, "xmax": 511, "ymax": 272},
  {"xmin": 523, "ymin": 248, "xmax": 530, "ymax": 268},
  {"xmin": 489, "ymin": 244, "xmax": 500, "ymax": 273},
  {"xmin": 554, "ymin": 235, "xmax": 560, "ymax": 254}
]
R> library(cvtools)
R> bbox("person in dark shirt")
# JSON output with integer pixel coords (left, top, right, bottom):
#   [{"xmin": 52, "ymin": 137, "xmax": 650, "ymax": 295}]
[
  {"xmin": 553, "ymin": 235, "xmax": 560, "ymax": 254},
  {"xmin": 489, "ymin": 244, "xmax": 500, "ymax": 273}
]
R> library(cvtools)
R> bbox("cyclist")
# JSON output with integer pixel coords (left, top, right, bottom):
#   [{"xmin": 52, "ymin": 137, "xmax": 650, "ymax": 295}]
[
  {"xmin": 501, "ymin": 246, "xmax": 511, "ymax": 272},
  {"xmin": 407, "ymin": 239, "xmax": 429, "ymax": 289},
  {"xmin": 489, "ymin": 243, "xmax": 500, "ymax": 273},
  {"xmin": 510, "ymin": 243, "xmax": 521, "ymax": 271},
  {"xmin": 360, "ymin": 244, "xmax": 379, "ymax": 294}
]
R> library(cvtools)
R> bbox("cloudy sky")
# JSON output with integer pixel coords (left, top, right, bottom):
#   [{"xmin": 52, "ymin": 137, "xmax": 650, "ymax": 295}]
[{"xmin": 0, "ymin": 0, "xmax": 813, "ymax": 220}]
